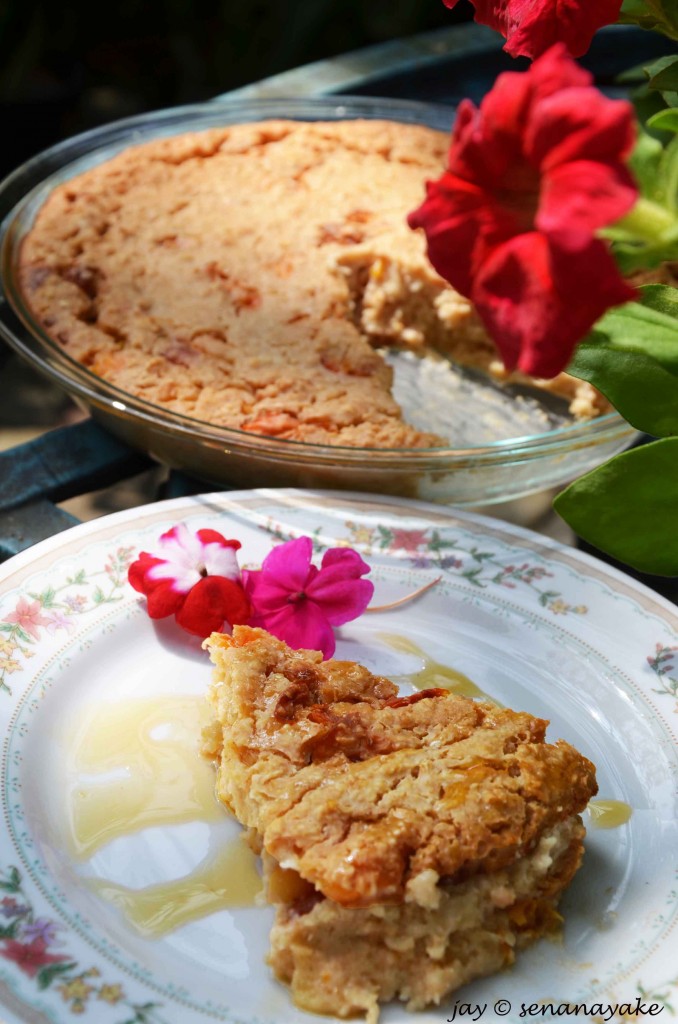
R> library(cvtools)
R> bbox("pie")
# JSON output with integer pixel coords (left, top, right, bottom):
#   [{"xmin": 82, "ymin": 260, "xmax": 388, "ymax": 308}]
[
  {"xmin": 203, "ymin": 625, "xmax": 597, "ymax": 1022},
  {"xmin": 19, "ymin": 118, "xmax": 604, "ymax": 448}
]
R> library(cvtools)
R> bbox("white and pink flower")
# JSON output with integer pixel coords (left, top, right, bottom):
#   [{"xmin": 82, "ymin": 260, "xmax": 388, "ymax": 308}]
[
  {"xmin": 128, "ymin": 527, "xmax": 374, "ymax": 655},
  {"xmin": 128, "ymin": 524, "xmax": 251, "ymax": 638}
]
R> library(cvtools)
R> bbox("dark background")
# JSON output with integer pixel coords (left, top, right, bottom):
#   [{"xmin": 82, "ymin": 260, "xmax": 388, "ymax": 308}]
[{"xmin": 0, "ymin": 0, "xmax": 472, "ymax": 179}]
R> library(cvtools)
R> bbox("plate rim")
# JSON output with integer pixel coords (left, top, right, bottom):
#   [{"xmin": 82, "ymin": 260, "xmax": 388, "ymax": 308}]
[{"xmin": 1, "ymin": 488, "xmax": 676, "ymax": 628}]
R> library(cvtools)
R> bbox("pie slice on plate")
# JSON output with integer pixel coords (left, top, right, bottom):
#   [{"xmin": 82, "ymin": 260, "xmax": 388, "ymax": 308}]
[{"xmin": 204, "ymin": 626, "xmax": 597, "ymax": 1023}]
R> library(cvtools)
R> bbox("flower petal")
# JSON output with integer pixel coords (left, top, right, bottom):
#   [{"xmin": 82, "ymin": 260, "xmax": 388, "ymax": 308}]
[
  {"xmin": 242, "ymin": 570, "xmax": 296, "ymax": 614},
  {"xmin": 525, "ymin": 40, "xmax": 592, "ymax": 95},
  {"xmin": 197, "ymin": 530, "xmax": 243, "ymax": 579},
  {"xmin": 175, "ymin": 576, "xmax": 251, "ymax": 638},
  {"xmin": 304, "ymin": 548, "xmax": 374, "ymax": 624},
  {"xmin": 472, "ymin": 232, "xmax": 636, "ymax": 378},
  {"xmin": 538, "ymin": 160, "xmax": 638, "ymax": 243},
  {"xmin": 127, "ymin": 552, "xmax": 164, "ymax": 594},
  {"xmin": 202, "ymin": 543, "xmax": 241, "ymax": 580},
  {"xmin": 509, "ymin": 0, "xmax": 623, "ymax": 60},
  {"xmin": 147, "ymin": 560, "xmax": 201, "ymax": 592},
  {"xmin": 145, "ymin": 580, "xmax": 184, "ymax": 619},
  {"xmin": 453, "ymin": 0, "xmax": 623, "ymax": 59},
  {"xmin": 157, "ymin": 524, "xmax": 205, "ymax": 568},
  {"xmin": 409, "ymin": 173, "xmax": 506, "ymax": 298},
  {"xmin": 305, "ymin": 578, "xmax": 374, "ymax": 625},
  {"xmin": 256, "ymin": 536, "xmax": 314, "ymax": 591},
  {"xmin": 260, "ymin": 600, "xmax": 337, "ymax": 659},
  {"xmin": 456, "ymin": 81, "xmax": 533, "ymax": 188},
  {"xmin": 320, "ymin": 547, "xmax": 372, "ymax": 577},
  {"xmin": 196, "ymin": 529, "xmax": 241, "ymax": 550},
  {"xmin": 142, "ymin": 524, "xmax": 207, "ymax": 591},
  {"xmin": 528, "ymin": 87, "xmax": 636, "ymax": 172}
]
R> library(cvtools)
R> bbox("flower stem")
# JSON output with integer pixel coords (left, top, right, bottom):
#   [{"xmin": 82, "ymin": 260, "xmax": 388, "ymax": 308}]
[
  {"xmin": 367, "ymin": 576, "xmax": 442, "ymax": 612},
  {"xmin": 616, "ymin": 198, "xmax": 676, "ymax": 242}
]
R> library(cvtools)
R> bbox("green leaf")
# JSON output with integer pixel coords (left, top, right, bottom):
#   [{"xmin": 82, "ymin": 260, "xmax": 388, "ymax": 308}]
[
  {"xmin": 647, "ymin": 108, "xmax": 678, "ymax": 133},
  {"xmin": 36, "ymin": 961, "xmax": 77, "ymax": 990},
  {"xmin": 647, "ymin": 56, "xmax": 678, "ymax": 92},
  {"xmin": 620, "ymin": 0, "xmax": 678, "ymax": 41},
  {"xmin": 566, "ymin": 286, "xmax": 678, "ymax": 435},
  {"xmin": 554, "ymin": 439, "xmax": 678, "ymax": 575},
  {"xmin": 658, "ymin": 134, "xmax": 678, "ymax": 212},
  {"xmin": 36, "ymin": 585, "xmax": 57, "ymax": 609},
  {"xmin": 0, "ymin": 921, "xmax": 19, "ymax": 939},
  {"xmin": 611, "ymin": 235, "xmax": 678, "ymax": 274},
  {"xmin": 568, "ymin": 345, "xmax": 678, "ymax": 435},
  {"xmin": 572, "ymin": 283, "xmax": 678, "ymax": 362},
  {"xmin": 0, "ymin": 866, "xmax": 21, "ymax": 892},
  {"xmin": 642, "ymin": 283, "xmax": 678, "ymax": 317},
  {"xmin": 629, "ymin": 126, "xmax": 665, "ymax": 197}
]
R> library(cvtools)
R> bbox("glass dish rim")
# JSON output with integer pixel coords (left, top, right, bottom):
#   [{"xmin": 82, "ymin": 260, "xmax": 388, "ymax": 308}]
[{"xmin": 0, "ymin": 95, "xmax": 634, "ymax": 468}]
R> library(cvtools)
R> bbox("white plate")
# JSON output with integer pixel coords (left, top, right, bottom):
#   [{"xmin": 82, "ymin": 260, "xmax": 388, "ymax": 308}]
[{"xmin": 1, "ymin": 488, "xmax": 677, "ymax": 1024}]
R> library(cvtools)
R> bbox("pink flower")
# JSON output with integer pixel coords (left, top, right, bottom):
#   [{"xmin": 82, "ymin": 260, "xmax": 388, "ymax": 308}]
[
  {"xmin": 242, "ymin": 537, "xmax": 374, "ymax": 659},
  {"xmin": 442, "ymin": 0, "xmax": 623, "ymax": 59},
  {"xmin": 408, "ymin": 44, "xmax": 637, "ymax": 379},
  {"xmin": 128, "ymin": 524, "xmax": 250, "ymax": 638},
  {"xmin": 4, "ymin": 597, "xmax": 49, "ymax": 640}
]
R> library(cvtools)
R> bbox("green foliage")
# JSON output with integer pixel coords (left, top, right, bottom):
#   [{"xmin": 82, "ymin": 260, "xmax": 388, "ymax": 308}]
[
  {"xmin": 646, "ymin": 54, "xmax": 678, "ymax": 93},
  {"xmin": 554, "ymin": 439, "xmax": 678, "ymax": 575},
  {"xmin": 648, "ymin": 108, "xmax": 678, "ymax": 131},
  {"xmin": 609, "ymin": 124, "xmax": 678, "ymax": 269},
  {"xmin": 0, "ymin": 867, "xmax": 21, "ymax": 893},
  {"xmin": 569, "ymin": 347, "xmax": 678, "ymax": 435},
  {"xmin": 36, "ymin": 961, "xmax": 77, "ymax": 991},
  {"xmin": 582, "ymin": 286, "xmax": 678, "ymax": 368},
  {"xmin": 558, "ymin": 286, "xmax": 678, "ymax": 573},
  {"xmin": 620, "ymin": 0, "xmax": 678, "ymax": 42}
]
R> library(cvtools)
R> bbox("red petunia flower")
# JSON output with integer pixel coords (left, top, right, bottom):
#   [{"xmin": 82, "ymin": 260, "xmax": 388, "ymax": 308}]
[
  {"xmin": 408, "ymin": 44, "xmax": 638, "ymax": 379},
  {"xmin": 442, "ymin": 0, "xmax": 623, "ymax": 59},
  {"xmin": 242, "ymin": 536, "xmax": 374, "ymax": 659},
  {"xmin": 128, "ymin": 524, "xmax": 250, "ymax": 638},
  {"xmin": 0, "ymin": 938, "xmax": 69, "ymax": 978}
]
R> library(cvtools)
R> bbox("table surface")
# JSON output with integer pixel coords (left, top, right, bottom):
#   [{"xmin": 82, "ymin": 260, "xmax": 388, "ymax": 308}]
[{"xmin": 0, "ymin": 22, "xmax": 675, "ymax": 603}]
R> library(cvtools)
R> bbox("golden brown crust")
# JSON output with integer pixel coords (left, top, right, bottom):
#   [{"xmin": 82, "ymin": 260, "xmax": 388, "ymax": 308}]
[
  {"xmin": 205, "ymin": 627, "xmax": 597, "ymax": 908},
  {"xmin": 19, "ymin": 118, "xmax": 607, "ymax": 447}
]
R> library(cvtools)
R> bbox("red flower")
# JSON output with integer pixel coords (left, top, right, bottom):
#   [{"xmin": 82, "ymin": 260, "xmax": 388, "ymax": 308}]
[
  {"xmin": 128, "ymin": 524, "xmax": 250, "ymax": 638},
  {"xmin": 408, "ymin": 44, "xmax": 637, "ymax": 378},
  {"xmin": 442, "ymin": 0, "xmax": 623, "ymax": 59},
  {"xmin": 0, "ymin": 938, "xmax": 69, "ymax": 978}
]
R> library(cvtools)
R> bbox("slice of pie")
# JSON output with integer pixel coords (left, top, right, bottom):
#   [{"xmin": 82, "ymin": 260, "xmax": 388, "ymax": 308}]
[{"xmin": 203, "ymin": 626, "xmax": 597, "ymax": 1023}]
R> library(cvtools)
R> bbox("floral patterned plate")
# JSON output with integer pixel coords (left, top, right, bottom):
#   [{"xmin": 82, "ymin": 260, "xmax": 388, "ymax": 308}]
[{"xmin": 1, "ymin": 489, "xmax": 677, "ymax": 1024}]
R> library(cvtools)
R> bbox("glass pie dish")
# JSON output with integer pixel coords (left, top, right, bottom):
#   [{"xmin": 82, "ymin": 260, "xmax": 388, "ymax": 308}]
[{"xmin": 0, "ymin": 96, "xmax": 634, "ymax": 506}]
